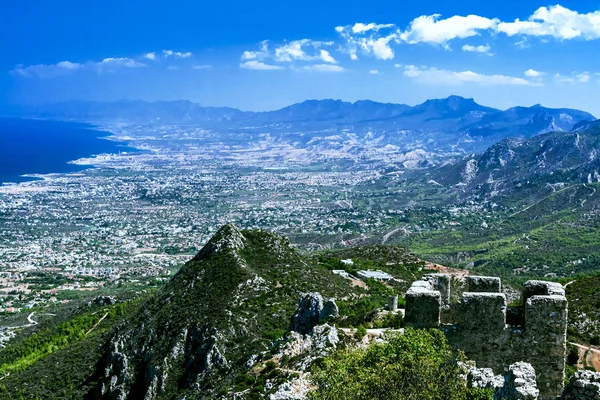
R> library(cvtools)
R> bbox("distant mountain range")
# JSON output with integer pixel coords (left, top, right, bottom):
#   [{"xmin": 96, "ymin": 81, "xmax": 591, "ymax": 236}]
[{"xmin": 5, "ymin": 96, "xmax": 597, "ymax": 154}]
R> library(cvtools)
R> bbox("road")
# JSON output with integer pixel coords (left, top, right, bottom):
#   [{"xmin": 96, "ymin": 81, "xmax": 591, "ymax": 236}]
[
  {"xmin": 569, "ymin": 342, "xmax": 600, "ymax": 371},
  {"xmin": 382, "ymin": 226, "xmax": 408, "ymax": 244}
]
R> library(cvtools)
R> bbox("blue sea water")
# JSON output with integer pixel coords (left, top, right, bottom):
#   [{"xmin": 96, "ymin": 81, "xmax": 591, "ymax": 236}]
[{"xmin": 0, "ymin": 118, "xmax": 135, "ymax": 185}]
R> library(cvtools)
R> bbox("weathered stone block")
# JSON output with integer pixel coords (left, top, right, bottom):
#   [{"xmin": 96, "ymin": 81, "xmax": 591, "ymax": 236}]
[
  {"xmin": 494, "ymin": 362, "xmax": 539, "ymax": 400},
  {"xmin": 467, "ymin": 276, "xmax": 501, "ymax": 293},
  {"xmin": 525, "ymin": 294, "xmax": 568, "ymax": 400},
  {"xmin": 460, "ymin": 292, "xmax": 506, "ymax": 332},
  {"xmin": 522, "ymin": 280, "xmax": 565, "ymax": 306},
  {"xmin": 388, "ymin": 295, "xmax": 398, "ymax": 312},
  {"xmin": 424, "ymin": 273, "xmax": 451, "ymax": 306},
  {"xmin": 405, "ymin": 282, "xmax": 441, "ymax": 328}
]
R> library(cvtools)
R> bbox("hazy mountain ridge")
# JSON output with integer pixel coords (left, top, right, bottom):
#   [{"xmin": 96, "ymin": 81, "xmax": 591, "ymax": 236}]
[{"xmin": 6, "ymin": 96, "xmax": 596, "ymax": 154}]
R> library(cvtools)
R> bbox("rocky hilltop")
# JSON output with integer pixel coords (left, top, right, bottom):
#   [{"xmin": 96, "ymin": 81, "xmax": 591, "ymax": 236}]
[{"xmin": 84, "ymin": 224, "xmax": 356, "ymax": 399}]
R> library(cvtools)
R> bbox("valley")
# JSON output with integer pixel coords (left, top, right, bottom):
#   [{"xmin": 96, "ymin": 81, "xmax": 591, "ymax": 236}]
[{"xmin": 1, "ymin": 97, "xmax": 600, "ymax": 398}]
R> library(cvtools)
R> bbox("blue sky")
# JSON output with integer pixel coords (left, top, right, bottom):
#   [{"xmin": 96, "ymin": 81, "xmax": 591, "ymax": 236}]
[{"xmin": 2, "ymin": 0, "xmax": 600, "ymax": 116}]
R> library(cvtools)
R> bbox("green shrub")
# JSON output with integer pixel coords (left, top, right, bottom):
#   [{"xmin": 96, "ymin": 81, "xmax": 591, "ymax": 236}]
[
  {"xmin": 310, "ymin": 329, "xmax": 485, "ymax": 400},
  {"xmin": 356, "ymin": 325, "xmax": 367, "ymax": 341}
]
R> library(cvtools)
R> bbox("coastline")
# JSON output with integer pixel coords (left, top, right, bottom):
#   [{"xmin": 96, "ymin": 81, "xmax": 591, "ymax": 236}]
[{"xmin": 0, "ymin": 118, "xmax": 138, "ymax": 187}]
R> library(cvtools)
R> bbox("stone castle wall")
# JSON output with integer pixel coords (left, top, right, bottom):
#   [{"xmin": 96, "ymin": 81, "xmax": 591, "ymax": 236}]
[{"xmin": 405, "ymin": 275, "xmax": 568, "ymax": 400}]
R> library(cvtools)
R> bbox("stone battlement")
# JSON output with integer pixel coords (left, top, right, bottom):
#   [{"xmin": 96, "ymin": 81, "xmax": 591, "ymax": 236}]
[{"xmin": 405, "ymin": 275, "xmax": 568, "ymax": 400}]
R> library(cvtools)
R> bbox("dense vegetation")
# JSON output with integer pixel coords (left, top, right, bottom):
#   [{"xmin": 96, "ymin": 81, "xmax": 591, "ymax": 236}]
[
  {"xmin": 0, "ymin": 297, "xmax": 147, "ymax": 398},
  {"xmin": 564, "ymin": 274, "xmax": 600, "ymax": 345},
  {"xmin": 310, "ymin": 329, "xmax": 493, "ymax": 400},
  {"xmin": 402, "ymin": 182, "xmax": 600, "ymax": 282}
]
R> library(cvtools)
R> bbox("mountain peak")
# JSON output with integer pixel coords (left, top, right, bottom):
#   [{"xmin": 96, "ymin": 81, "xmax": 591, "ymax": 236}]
[{"xmin": 192, "ymin": 223, "xmax": 246, "ymax": 261}]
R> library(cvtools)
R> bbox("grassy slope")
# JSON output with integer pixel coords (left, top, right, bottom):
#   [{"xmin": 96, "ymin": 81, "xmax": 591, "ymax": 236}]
[{"xmin": 402, "ymin": 182, "xmax": 600, "ymax": 281}]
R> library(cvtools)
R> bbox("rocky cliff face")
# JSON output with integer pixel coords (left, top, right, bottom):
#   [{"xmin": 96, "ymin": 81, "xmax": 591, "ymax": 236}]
[{"xmin": 85, "ymin": 224, "xmax": 355, "ymax": 399}]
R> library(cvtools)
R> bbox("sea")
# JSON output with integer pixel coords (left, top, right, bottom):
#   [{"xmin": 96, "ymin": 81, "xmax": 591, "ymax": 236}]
[{"xmin": 0, "ymin": 118, "xmax": 135, "ymax": 185}]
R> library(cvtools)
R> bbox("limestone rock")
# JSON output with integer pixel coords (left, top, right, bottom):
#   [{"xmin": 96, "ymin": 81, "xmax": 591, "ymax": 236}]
[
  {"xmin": 468, "ymin": 367, "xmax": 504, "ymax": 390},
  {"xmin": 320, "ymin": 299, "xmax": 339, "ymax": 322},
  {"xmin": 562, "ymin": 370, "xmax": 600, "ymax": 399},
  {"xmin": 269, "ymin": 376, "xmax": 311, "ymax": 400},
  {"xmin": 290, "ymin": 293, "xmax": 338, "ymax": 334},
  {"xmin": 495, "ymin": 362, "xmax": 539, "ymax": 400}
]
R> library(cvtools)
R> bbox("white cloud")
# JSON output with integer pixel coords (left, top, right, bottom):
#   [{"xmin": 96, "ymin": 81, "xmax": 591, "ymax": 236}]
[
  {"xmin": 11, "ymin": 61, "xmax": 83, "ymax": 78},
  {"xmin": 462, "ymin": 44, "xmax": 492, "ymax": 53},
  {"xmin": 577, "ymin": 72, "xmax": 591, "ymax": 82},
  {"xmin": 273, "ymin": 39, "xmax": 335, "ymax": 62},
  {"xmin": 369, "ymin": 69, "xmax": 380, "ymax": 74},
  {"xmin": 403, "ymin": 65, "xmax": 533, "ymax": 86},
  {"xmin": 241, "ymin": 41, "xmax": 270, "ymax": 61},
  {"xmin": 400, "ymin": 14, "xmax": 499, "ymax": 46},
  {"xmin": 515, "ymin": 37, "xmax": 530, "ymax": 49},
  {"xmin": 192, "ymin": 64, "xmax": 212, "ymax": 70},
  {"xmin": 394, "ymin": 63, "xmax": 403, "ymax": 68},
  {"xmin": 11, "ymin": 57, "xmax": 144, "ymax": 78},
  {"xmin": 300, "ymin": 64, "xmax": 345, "ymax": 72},
  {"xmin": 99, "ymin": 58, "xmax": 145, "ymax": 69},
  {"xmin": 524, "ymin": 69, "xmax": 542, "ymax": 77},
  {"xmin": 336, "ymin": 24, "xmax": 399, "ymax": 60},
  {"xmin": 240, "ymin": 39, "xmax": 337, "ymax": 69},
  {"xmin": 144, "ymin": 52, "xmax": 156, "ymax": 60},
  {"xmin": 497, "ymin": 5, "xmax": 600, "ymax": 40},
  {"xmin": 554, "ymin": 71, "xmax": 594, "ymax": 83},
  {"xmin": 319, "ymin": 49, "xmax": 336, "ymax": 63},
  {"xmin": 351, "ymin": 22, "xmax": 395, "ymax": 33},
  {"xmin": 240, "ymin": 60, "xmax": 284, "ymax": 70},
  {"xmin": 162, "ymin": 50, "xmax": 192, "ymax": 58}
]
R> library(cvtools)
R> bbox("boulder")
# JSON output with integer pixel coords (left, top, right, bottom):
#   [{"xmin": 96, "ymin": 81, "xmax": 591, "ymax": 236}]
[
  {"xmin": 495, "ymin": 362, "xmax": 539, "ymax": 400},
  {"xmin": 290, "ymin": 293, "xmax": 338, "ymax": 334},
  {"xmin": 562, "ymin": 370, "xmax": 600, "ymax": 399}
]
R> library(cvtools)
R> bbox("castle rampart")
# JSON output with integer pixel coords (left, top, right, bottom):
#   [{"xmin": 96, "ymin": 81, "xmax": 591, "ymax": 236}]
[{"xmin": 405, "ymin": 275, "xmax": 568, "ymax": 400}]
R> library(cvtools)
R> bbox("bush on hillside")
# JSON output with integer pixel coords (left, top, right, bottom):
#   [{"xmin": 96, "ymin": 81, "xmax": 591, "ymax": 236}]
[{"xmin": 309, "ymin": 328, "xmax": 493, "ymax": 400}]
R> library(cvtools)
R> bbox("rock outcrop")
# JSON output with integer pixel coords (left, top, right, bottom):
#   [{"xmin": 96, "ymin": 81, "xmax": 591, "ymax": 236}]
[
  {"xmin": 469, "ymin": 362, "xmax": 539, "ymax": 399},
  {"xmin": 562, "ymin": 370, "xmax": 600, "ymax": 399},
  {"xmin": 495, "ymin": 362, "xmax": 539, "ymax": 400},
  {"xmin": 290, "ymin": 293, "xmax": 338, "ymax": 335}
]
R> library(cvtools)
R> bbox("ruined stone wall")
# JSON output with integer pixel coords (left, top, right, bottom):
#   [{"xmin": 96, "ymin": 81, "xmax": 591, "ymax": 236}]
[{"xmin": 405, "ymin": 275, "xmax": 568, "ymax": 400}]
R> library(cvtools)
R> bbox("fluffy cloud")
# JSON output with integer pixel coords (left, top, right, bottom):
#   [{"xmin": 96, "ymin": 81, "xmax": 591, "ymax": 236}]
[
  {"xmin": 273, "ymin": 39, "xmax": 336, "ymax": 63},
  {"xmin": 240, "ymin": 60, "xmax": 284, "ymax": 70},
  {"xmin": 241, "ymin": 41, "xmax": 270, "ymax": 61},
  {"xmin": 497, "ymin": 5, "xmax": 600, "ymax": 40},
  {"xmin": 163, "ymin": 50, "xmax": 192, "ymax": 58},
  {"xmin": 369, "ymin": 69, "xmax": 380, "ymax": 74},
  {"xmin": 99, "ymin": 58, "xmax": 145, "ymax": 69},
  {"xmin": 400, "ymin": 14, "xmax": 498, "ymax": 46},
  {"xmin": 336, "ymin": 23, "xmax": 399, "ymax": 60},
  {"xmin": 319, "ymin": 49, "xmax": 336, "ymax": 63},
  {"xmin": 524, "ymin": 69, "xmax": 542, "ymax": 77},
  {"xmin": 240, "ymin": 40, "xmax": 338, "ymax": 70},
  {"xmin": 144, "ymin": 52, "xmax": 156, "ymax": 60},
  {"xmin": 403, "ymin": 65, "xmax": 532, "ymax": 85},
  {"xmin": 462, "ymin": 44, "xmax": 492, "ymax": 53},
  {"xmin": 350, "ymin": 22, "xmax": 395, "ymax": 33}
]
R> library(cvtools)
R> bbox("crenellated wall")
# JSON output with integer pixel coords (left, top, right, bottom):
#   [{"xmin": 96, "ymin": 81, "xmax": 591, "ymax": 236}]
[{"xmin": 405, "ymin": 275, "xmax": 568, "ymax": 400}]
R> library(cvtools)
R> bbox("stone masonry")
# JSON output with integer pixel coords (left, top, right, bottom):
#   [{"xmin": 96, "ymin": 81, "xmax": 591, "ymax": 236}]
[{"xmin": 405, "ymin": 275, "xmax": 568, "ymax": 400}]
